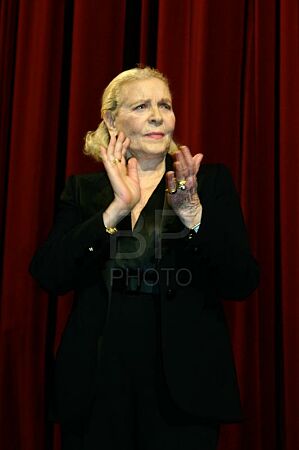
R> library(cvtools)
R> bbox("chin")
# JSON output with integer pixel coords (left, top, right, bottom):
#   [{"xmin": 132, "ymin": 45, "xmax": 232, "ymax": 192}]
[
  {"xmin": 135, "ymin": 147, "xmax": 169, "ymax": 158},
  {"xmin": 130, "ymin": 139, "xmax": 171, "ymax": 156}
]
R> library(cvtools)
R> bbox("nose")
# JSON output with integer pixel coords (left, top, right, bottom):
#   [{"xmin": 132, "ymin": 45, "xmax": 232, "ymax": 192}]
[{"xmin": 149, "ymin": 106, "xmax": 163, "ymax": 126}]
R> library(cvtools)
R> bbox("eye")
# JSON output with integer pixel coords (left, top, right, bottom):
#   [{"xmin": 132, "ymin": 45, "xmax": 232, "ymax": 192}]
[
  {"xmin": 160, "ymin": 103, "xmax": 172, "ymax": 110},
  {"xmin": 133, "ymin": 103, "xmax": 147, "ymax": 111}
]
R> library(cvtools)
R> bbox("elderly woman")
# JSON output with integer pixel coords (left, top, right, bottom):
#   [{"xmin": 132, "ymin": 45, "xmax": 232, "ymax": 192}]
[{"xmin": 30, "ymin": 67, "xmax": 259, "ymax": 450}]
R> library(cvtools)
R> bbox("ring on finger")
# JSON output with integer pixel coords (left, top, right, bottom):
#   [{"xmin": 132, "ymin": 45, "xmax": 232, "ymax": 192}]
[
  {"xmin": 165, "ymin": 187, "xmax": 177, "ymax": 195},
  {"xmin": 177, "ymin": 179, "xmax": 187, "ymax": 190},
  {"xmin": 111, "ymin": 158, "xmax": 121, "ymax": 165}
]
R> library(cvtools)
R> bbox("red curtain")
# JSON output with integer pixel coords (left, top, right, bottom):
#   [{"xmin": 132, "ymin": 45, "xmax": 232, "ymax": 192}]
[
  {"xmin": 0, "ymin": 1, "xmax": 298, "ymax": 449},
  {"xmin": 279, "ymin": 1, "xmax": 299, "ymax": 449}
]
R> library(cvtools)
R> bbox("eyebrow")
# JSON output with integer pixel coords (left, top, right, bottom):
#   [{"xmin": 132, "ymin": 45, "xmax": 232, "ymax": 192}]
[{"xmin": 126, "ymin": 97, "xmax": 172, "ymax": 107}]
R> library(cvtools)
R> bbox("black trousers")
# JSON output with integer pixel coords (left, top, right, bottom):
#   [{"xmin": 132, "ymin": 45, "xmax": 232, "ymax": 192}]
[{"xmin": 61, "ymin": 291, "xmax": 220, "ymax": 450}]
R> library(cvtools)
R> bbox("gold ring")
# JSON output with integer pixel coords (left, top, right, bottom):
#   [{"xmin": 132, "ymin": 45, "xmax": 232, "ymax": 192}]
[
  {"xmin": 111, "ymin": 158, "xmax": 121, "ymax": 165},
  {"xmin": 165, "ymin": 187, "xmax": 177, "ymax": 194},
  {"xmin": 177, "ymin": 179, "xmax": 187, "ymax": 190}
]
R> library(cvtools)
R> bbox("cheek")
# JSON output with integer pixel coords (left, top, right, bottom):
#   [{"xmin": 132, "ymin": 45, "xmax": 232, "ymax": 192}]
[
  {"xmin": 166, "ymin": 114, "xmax": 175, "ymax": 132},
  {"xmin": 116, "ymin": 118, "xmax": 141, "ymax": 137},
  {"xmin": 171, "ymin": 114, "xmax": 176, "ymax": 128}
]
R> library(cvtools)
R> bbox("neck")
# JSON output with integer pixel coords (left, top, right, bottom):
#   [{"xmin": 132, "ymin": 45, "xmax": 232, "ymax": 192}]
[{"xmin": 136, "ymin": 156, "xmax": 165, "ymax": 179}]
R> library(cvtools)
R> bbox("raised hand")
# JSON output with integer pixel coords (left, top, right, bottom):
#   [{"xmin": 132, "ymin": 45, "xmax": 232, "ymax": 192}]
[
  {"xmin": 100, "ymin": 132, "xmax": 141, "ymax": 228},
  {"xmin": 165, "ymin": 146, "xmax": 203, "ymax": 229}
]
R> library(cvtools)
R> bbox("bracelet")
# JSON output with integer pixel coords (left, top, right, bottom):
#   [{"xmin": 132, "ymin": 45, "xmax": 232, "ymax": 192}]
[
  {"xmin": 105, "ymin": 226, "xmax": 118, "ymax": 235},
  {"xmin": 190, "ymin": 221, "xmax": 201, "ymax": 233},
  {"xmin": 187, "ymin": 221, "xmax": 201, "ymax": 239},
  {"xmin": 191, "ymin": 221, "xmax": 201, "ymax": 230}
]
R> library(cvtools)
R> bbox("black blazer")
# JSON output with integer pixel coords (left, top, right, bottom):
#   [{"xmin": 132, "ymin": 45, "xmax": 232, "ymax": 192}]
[{"xmin": 30, "ymin": 163, "xmax": 259, "ymax": 424}]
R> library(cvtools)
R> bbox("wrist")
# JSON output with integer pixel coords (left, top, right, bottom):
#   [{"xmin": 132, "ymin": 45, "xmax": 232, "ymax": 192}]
[
  {"xmin": 179, "ymin": 205, "xmax": 203, "ymax": 229},
  {"xmin": 103, "ymin": 201, "xmax": 130, "ymax": 228}
]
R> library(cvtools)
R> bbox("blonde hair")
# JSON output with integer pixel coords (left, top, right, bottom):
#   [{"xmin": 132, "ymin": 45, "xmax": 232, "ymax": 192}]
[{"xmin": 84, "ymin": 66, "xmax": 178, "ymax": 161}]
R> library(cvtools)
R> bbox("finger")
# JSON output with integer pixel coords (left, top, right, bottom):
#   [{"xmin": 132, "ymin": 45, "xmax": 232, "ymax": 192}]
[
  {"xmin": 100, "ymin": 144, "xmax": 122, "ymax": 176},
  {"xmin": 193, "ymin": 153, "xmax": 204, "ymax": 175},
  {"xmin": 121, "ymin": 137, "xmax": 130, "ymax": 163},
  {"xmin": 114, "ymin": 131, "xmax": 127, "ymax": 161},
  {"xmin": 165, "ymin": 171, "xmax": 177, "ymax": 193},
  {"xmin": 173, "ymin": 156, "xmax": 188, "ymax": 181},
  {"xmin": 127, "ymin": 157, "xmax": 139, "ymax": 183},
  {"xmin": 179, "ymin": 146, "xmax": 197, "ymax": 176},
  {"xmin": 185, "ymin": 153, "xmax": 203, "ymax": 190},
  {"xmin": 185, "ymin": 175, "xmax": 197, "ymax": 191},
  {"xmin": 106, "ymin": 134, "xmax": 117, "ymax": 161},
  {"xmin": 99, "ymin": 145, "xmax": 108, "ymax": 163}
]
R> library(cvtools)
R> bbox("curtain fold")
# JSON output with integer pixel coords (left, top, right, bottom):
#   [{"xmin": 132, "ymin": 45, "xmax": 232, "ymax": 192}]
[
  {"xmin": 0, "ymin": 1, "xmax": 298, "ymax": 449},
  {"xmin": 157, "ymin": 2, "xmax": 278, "ymax": 449},
  {"xmin": 65, "ymin": 0, "xmax": 127, "ymax": 176},
  {"xmin": 0, "ymin": 0, "xmax": 19, "ymax": 249},
  {"xmin": 279, "ymin": 1, "xmax": 299, "ymax": 449},
  {"xmin": 0, "ymin": 2, "xmax": 66, "ymax": 449}
]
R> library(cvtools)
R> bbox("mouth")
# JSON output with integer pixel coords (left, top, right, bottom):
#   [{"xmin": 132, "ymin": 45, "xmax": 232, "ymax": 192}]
[{"xmin": 144, "ymin": 132, "xmax": 165, "ymax": 140}]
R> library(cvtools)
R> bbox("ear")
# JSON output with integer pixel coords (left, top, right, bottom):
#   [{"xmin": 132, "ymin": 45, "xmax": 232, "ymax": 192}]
[{"xmin": 103, "ymin": 111, "xmax": 117, "ymax": 137}]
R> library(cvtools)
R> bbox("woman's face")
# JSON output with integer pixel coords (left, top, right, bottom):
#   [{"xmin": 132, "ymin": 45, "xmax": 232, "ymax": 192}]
[{"xmin": 113, "ymin": 78, "xmax": 176, "ymax": 158}]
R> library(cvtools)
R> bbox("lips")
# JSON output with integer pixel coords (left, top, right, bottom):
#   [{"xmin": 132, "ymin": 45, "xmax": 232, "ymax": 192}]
[{"xmin": 144, "ymin": 132, "xmax": 165, "ymax": 139}]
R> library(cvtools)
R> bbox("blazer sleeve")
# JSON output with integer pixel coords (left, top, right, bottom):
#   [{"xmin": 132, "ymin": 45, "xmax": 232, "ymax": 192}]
[
  {"xmin": 29, "ymin": 175, "xmax": 112, "ymax": 295},
  {"xmin": 182, "ymin": 164, "xmax": 259, "ymax": 300}
]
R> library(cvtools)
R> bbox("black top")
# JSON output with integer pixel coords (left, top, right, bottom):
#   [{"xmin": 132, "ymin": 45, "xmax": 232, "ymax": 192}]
[
  {"xmin": 114, "ymin": 173, "xmax": 165, "ymax": 270},
  {"xmin": 29, "ymin": 163, "xmax": 259, "ymax": 423}
]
